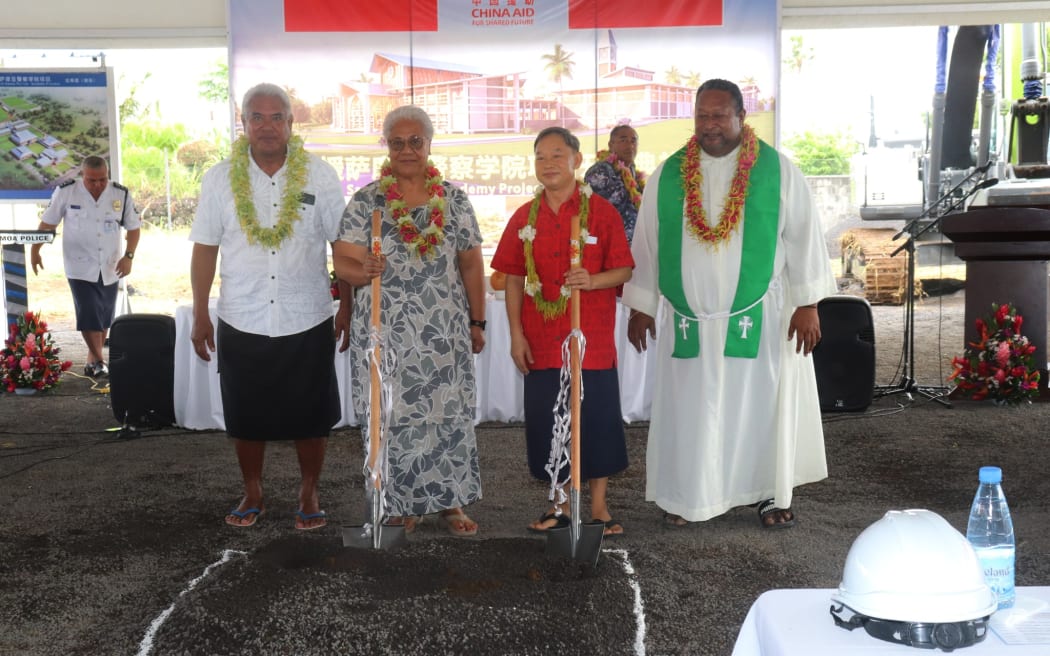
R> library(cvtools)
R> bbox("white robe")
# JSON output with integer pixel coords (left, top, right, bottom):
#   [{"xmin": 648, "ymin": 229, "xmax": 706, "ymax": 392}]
[{"xmin": 622, "ymin": 143, "xmax": 837, "ymax": 522}]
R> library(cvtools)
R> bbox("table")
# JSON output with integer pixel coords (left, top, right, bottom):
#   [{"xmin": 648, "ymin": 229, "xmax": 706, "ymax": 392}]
[
  {"xmin": 732, "ymin": 588, "xmax": 1050, "ymax": 655},
  {"xmin": 173, "ymin": 302, "xmax": 356, "ymax": 430},
  {"xmin": 478, "ymin": 295, "xmax": 655, "ymax": 424},
  {"xmin": 173, "ymin": 295, "xmax": 654, "ymax": 430}
]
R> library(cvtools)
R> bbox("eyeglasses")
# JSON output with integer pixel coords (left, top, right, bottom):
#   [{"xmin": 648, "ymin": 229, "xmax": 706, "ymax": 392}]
[{"xmin": 388, "ymin": 135, "xmax": 428, "ymax": 152}]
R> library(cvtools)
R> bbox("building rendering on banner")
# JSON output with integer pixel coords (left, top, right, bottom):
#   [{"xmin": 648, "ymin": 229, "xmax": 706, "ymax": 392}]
[{"xmin": 329, "ymin": 30, "xmax": 757, "ymax": 135}]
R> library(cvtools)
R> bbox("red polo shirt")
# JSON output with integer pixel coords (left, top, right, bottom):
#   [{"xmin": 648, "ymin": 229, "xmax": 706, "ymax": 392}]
[{"xmin": 492, "ymin": 186, "xmax": 634, "ymax": 370}]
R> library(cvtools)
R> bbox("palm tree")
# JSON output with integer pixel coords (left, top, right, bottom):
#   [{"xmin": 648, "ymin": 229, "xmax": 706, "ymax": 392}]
[
  {"xmin": 542, "ymin": 43, "xmax": 575, "ymax": 127},
  {"xmin": 685, "ymin": 70, "xmax": 702, "ymax": 89},
  {"xmin": 665, "ymin": 66, "xmax": 683, "ymax": 85}
]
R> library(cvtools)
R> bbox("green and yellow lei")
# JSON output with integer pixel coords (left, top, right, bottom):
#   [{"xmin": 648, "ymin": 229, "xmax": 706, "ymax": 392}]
[
  {"xmin": 519, "ymin": 182, "xmax": 592, "ymax": 320},
  {"xmin": 230, "ymin": 135, "xmax": 309, "ymax": 248}
]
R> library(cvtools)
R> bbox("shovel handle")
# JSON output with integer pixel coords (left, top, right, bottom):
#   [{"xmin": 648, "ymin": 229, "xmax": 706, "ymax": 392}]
[
  {"xmin": 569, "ymin": 212, "xmax": 582, "ymax": 494},
  {"xmin": 368, "ymin": 209, "xmax": 382, "ymax": 486}
]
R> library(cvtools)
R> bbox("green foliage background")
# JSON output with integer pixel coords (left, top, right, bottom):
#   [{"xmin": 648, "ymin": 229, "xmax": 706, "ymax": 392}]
[{"xmin": 783, "ymin": 131, "xmax": 859, "ymax": 176}]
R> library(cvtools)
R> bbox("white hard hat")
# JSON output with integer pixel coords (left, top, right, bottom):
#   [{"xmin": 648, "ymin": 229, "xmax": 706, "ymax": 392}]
[{"xmin": 830, "ymin": 509, "xmax": 997, "ymax": 651}]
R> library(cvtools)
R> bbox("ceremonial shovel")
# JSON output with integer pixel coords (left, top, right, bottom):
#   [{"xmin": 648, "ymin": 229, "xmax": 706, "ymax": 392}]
[
  {"xmin": 343, "ymin": 210, "xmax": 406, "ymax": 551},
  {"xmin": 546, "ymin": 211, "xmax": 605, "ymax": 567}
]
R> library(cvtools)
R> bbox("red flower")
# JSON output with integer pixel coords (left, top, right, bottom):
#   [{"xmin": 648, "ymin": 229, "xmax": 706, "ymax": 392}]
[{"xmin": 1, "ymin": 310, "xmax": 70, "ymax": 392}]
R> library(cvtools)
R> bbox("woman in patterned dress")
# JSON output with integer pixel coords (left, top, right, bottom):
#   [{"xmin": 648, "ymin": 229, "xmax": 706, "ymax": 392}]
[{"xmin": 333, "ymin": 106, "xmax": 487, "ymax": 536}]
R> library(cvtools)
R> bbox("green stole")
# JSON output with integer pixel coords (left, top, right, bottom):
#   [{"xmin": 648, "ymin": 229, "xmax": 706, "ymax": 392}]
[{"xmin": 656, "ymin": 139, "xmax": 780, "ymax": 359}]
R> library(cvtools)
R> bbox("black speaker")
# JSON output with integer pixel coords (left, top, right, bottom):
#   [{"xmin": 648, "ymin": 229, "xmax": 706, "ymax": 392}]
[
  {"xmin": 813, "ymin": 296, "xmax": 875, "ymax": 412},
  {"xmin": 109, "ymin": 313, "xmax": 176, "ymax": 428}
]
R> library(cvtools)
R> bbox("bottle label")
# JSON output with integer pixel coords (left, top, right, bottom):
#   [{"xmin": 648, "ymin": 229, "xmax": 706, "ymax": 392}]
[{"xmin": 975, "ymin": 546, "xmax": 1015, "ymax": 609}]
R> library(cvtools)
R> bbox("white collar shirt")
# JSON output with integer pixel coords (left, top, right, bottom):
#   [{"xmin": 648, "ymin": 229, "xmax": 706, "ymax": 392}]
[
  {"xmin": 39, "ymin": 179, "xmax": 141, "ymax": 285},
  {"xmin": 189, "ymin": 149, "xmax": 345, "ymax": 337}
]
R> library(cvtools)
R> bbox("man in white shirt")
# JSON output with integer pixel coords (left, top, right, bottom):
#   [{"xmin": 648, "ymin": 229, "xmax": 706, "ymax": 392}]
[
  {"xmin": 31, "ymin": 156, "xmax": 141, "ymax": 377},
  {"xmin": 189, "ymin": 83, "xmax": 351, "ymax": 531}
]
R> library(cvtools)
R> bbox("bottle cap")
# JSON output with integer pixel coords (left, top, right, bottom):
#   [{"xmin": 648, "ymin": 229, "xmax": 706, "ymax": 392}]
[{"xmin": 978, "ymin": 466, "xmax": 1002, "ymax": 484}]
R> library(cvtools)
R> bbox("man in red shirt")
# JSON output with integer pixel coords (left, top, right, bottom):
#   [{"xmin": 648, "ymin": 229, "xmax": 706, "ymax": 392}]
[{"xmin": 491, "ymin": 127, "xmax": 634, "ymax": 537}]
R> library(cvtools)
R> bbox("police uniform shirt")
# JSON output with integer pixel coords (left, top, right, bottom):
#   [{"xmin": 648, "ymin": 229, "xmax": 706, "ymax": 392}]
[{"xmin": 40, "ymin": 179, "xmax": 142, "ymax": 285}]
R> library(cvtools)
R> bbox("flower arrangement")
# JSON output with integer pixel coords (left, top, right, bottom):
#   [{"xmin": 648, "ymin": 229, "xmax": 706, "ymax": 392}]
[
  {"xmin": 1, "ymin": 311, "xmax": 73, "ymax": 393},
  {"xmin": 949, "ymin": 303, "xmax": 1041, "ymax": 405},
  {"xmin": 329, "ymin": 270, "xmax": 340, "ymax": 300}
]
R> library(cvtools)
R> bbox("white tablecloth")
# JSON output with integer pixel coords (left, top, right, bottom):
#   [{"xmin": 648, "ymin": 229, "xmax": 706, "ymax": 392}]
[
  {"xmin": 732, "ymin": 588, "xmax": 1050, "ymax": 655},
  {"xmin": 173, "ymin": 303, "xmax": 356, "ymax": 430},
  {"xmin": 479, "ymin": 295, "xmax": 655, "ymax": 424},
  {"xmin": 173, "ymin": 295, "xmax": 654, "ymax": 430}
]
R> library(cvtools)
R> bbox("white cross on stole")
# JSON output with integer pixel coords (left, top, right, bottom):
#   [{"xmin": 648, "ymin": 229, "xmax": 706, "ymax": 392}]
[
  {"xmin": 679, "ymin": 316, "xmax": 691, "ymax": 340},
  {"xmin": 738, "ymin": 315, "xmax": 753, "ymax": 340}
]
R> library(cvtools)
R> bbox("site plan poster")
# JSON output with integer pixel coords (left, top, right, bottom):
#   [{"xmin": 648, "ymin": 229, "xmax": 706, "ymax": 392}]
[
  {"xmin": 228, "ymin": 0, "xmax": 777, "ymax": 235},
  {"xmin": 0, "ymin": 69, "xmax": 117, "ymax": 202}
]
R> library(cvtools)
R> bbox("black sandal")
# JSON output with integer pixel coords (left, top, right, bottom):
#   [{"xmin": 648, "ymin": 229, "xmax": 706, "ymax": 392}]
[
  {"xmin": 599, "ymin": 518, "xmax": 625, "ymax": 538},
  {"xmin": 526, "ymin": 510, "xmax": 569, "ymax": 534},
  {"xmin": 757, "ymin": 499, "xmax": 796, "ymax": 529}
]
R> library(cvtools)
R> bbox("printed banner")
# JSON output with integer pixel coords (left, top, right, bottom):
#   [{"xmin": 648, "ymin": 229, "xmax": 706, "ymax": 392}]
[
  {"xmin": 0, "ymin": 69, "xmax": 118, "ymax": 202},
  {"xmin": 567, "ymin": 0, "xmax": 723, "ymax": 29},
  {"xmin": 284, "ymin": 0, "xmax": 439, "ymax": 33},
  {"xmin": 230, "ymin": 0, "xmax": 777, "ymax": 241}
]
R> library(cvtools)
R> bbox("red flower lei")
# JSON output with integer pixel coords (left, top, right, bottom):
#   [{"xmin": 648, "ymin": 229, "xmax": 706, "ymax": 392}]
[
  {"xmin": 681, "ymin": 123, "xmax": 758, "ymax": 246},
  {"xmin": 379, "ymin": 159, "xmax": 446, "ymax": 259},
  {"xmin": 596, "ymin": 149, "xmax": 646, "ymax": 210}
]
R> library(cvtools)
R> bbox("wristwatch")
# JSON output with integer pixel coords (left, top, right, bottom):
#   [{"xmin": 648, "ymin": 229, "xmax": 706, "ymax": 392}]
[
  {"xmin": 469, "ymin": 319, "xmax": 487, "ymax": 331},
  {"xmin": 124, "ymin": 251, "xmax": 135, "ymax": 260}
]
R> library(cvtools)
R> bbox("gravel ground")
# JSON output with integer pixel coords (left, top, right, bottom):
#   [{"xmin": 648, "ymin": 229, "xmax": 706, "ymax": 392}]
[{"xmin": 3, "ymin": 281, "xmax": 1048, "ymax": 655}]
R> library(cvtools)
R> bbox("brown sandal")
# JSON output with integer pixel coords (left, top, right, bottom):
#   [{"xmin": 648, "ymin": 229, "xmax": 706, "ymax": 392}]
[{"xmin": 438, "ymin": 509, "xmax": 478, "ymax": 537}]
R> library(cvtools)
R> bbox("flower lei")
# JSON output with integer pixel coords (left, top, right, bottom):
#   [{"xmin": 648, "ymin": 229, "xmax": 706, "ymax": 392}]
[
  {"xmin": 379, "ymin": 159, "xmax": 447, "ymax": 259},
  {"xmin": 596, "ymin": 149, "xmax": 646, "ymax": 210},
  {"xmin": 519, "ymin": 182, "xmax": 591, "ymax": 320},
  {"xmin": 950, "ymin": 302, "xmax": 1041, "ymax": 404},
  {"xmin": 681, "ymin": 123, "xmax": 758, "ymax": 246},
  {"xmin": 230, "ymin": 135, "xmax": 309, "ymax": 249},
  {"xmin": 1, "ymin": 310, "xmax": 72, "ymax": 392}
]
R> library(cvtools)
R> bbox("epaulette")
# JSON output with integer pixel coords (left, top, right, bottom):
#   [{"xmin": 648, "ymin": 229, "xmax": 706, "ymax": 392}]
[
  {"xmin": 112, "ymin": 182, "xmax": 129, "ymax": 191},
  {"xmin": 58, "ymin": 179, "xmax": 76, "ymax": 188}
]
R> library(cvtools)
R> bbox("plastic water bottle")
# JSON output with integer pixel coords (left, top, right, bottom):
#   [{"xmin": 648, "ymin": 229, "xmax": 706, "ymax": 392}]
[{"xmin": 966, "ymin": 466, "xmax": 1015, "ymax": 610}]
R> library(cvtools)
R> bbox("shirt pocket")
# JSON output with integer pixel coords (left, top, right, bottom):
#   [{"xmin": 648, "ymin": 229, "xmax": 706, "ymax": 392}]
[
  {"xmin": 293, "ymin": 197, "xmax": 322, "ymax": 240},
  {"xmin": 66, "ymin": 207, "xmax": 90, "ymax": 232}
]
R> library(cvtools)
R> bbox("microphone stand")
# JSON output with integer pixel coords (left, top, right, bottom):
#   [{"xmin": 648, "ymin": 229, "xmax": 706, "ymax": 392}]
[{"xmin": 875, "ymin": 172, "xmax": 998, "ymax": 407}]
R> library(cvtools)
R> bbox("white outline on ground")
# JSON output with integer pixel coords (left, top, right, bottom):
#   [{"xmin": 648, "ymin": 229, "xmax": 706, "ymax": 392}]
[
  {"xmin": 135, "ymin": 546, "xmax": 646, "ymax": 654},
  {"xmin": 606, "ymin": 547, "xmax": 648, "ymax": 656},
  {"xmin": 136, "ymin": 549, "xmax": 247, "ymax": 656}
]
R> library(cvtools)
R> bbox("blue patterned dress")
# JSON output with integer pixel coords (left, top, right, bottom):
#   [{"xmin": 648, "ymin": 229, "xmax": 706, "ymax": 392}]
[
  {"xmin": 339, "ymin": 181, "xmax": 483, "ymax": 515},
  {"xmin": 584, "ymin": 159, "xmax": 642, "ymax": 244}
]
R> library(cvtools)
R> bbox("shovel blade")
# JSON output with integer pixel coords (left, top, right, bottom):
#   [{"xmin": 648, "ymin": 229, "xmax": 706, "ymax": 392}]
[
  {"xmin": 342, "ymin": 523, "xmax": 407, "ymax": 550},
  {"xmin": 341, "ymin": 489, "xmax": 406, "ymax": 550},
  {"xmin": 545, "ymin": 520, "xmax": 605, "ymax": 567}
]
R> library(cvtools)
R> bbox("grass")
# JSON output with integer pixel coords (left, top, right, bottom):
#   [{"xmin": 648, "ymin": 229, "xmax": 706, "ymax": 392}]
[{"xmin": 29, "ymin": 224, "xmax": 195, "ymax": 330}]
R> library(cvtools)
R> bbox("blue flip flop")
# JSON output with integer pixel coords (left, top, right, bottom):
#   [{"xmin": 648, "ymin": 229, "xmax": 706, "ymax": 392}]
[
  {"xmin": 295, "ymin": 510, "xmax": 328, "ymax": 531},
  {"xmin": 226, "ymin": 507, "xmax": 264, "ymax": 528}
]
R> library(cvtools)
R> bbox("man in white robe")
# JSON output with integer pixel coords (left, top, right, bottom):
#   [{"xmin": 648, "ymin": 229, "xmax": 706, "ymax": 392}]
[{"xmin": 623, "ymin": 79, "xmax": 837, "ymax": 527}]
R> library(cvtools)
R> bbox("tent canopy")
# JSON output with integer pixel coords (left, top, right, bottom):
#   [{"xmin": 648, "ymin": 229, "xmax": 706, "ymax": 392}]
[{"xmin": 0, "ymin": 1, "xmax": 1046, "ymax": 48}]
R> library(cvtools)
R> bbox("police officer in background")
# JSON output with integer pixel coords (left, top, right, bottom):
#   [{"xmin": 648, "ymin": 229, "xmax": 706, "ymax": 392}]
[{"xmin": 30, "ymin": 156, "xmax": 141, "ymax": 377}]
